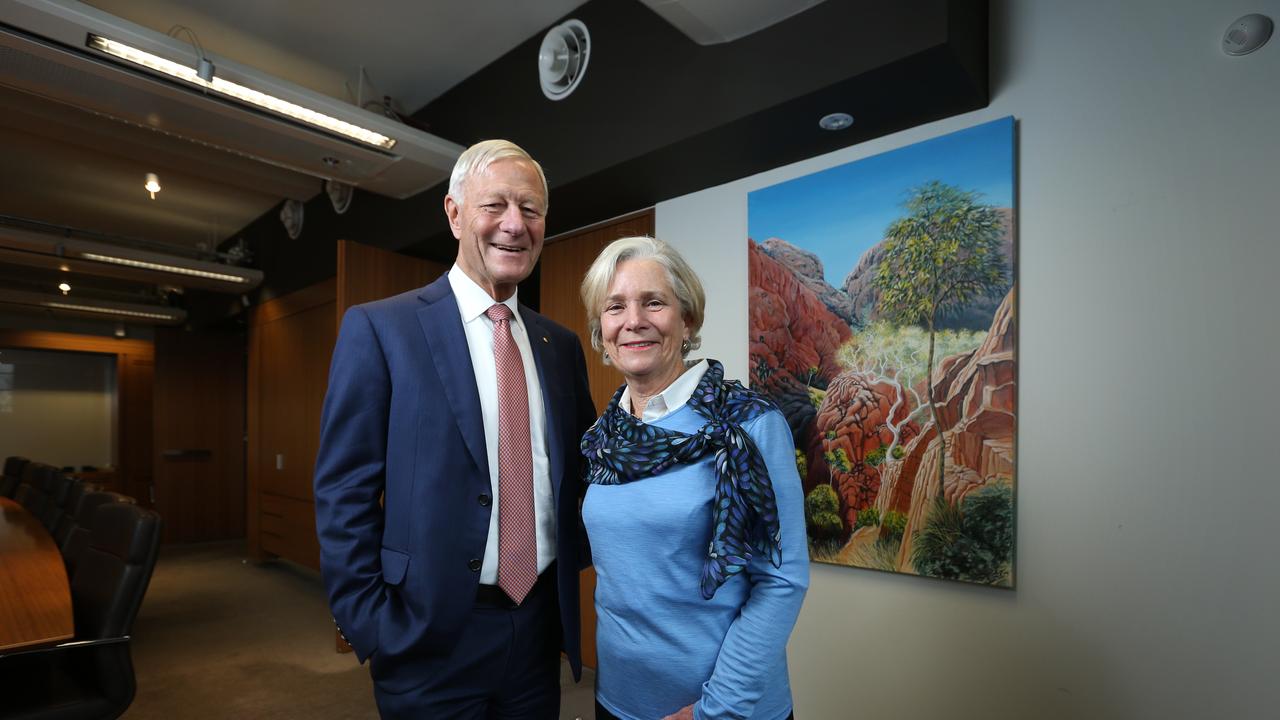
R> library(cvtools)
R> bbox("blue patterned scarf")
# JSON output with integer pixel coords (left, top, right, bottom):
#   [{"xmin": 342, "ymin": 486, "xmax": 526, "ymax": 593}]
[{"xmin": 581, "ymin": 359, "xmax": 782, "ymax": 599}]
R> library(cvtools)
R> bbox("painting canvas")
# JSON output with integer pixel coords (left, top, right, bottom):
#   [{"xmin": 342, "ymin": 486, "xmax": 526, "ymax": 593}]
[{"xmin": 748, "ymin": 117, "xmax": 1017, "ymax": 587}]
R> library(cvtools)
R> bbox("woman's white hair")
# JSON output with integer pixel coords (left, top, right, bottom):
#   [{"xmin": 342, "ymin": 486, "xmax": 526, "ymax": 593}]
[
  {"xmin": 580, "ymin": 236, "xmax": 705, "ymax": 362},
  {"xmin": 447, "ymin": 139, "xmax": 548, "ymax": 206}
]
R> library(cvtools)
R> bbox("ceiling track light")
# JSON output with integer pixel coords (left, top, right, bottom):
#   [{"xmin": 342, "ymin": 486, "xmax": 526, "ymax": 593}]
[
  {"xmin": 86, "ymin": 34, "xmax": 397, "ymax": 150},
  {"xmin": 0, "ymin": 288, "xmax": 186, "ymax": 324},
  {"xmin": 144, "ymin": 172, "xmax": 161, "ymax": 199},
  {"xmin": 0, "ymin": 226, "xmax": 263, "ymax": 292},
  {"xmin": 79, "ymin": 252, "xmax": 252, "ymax": 284}
]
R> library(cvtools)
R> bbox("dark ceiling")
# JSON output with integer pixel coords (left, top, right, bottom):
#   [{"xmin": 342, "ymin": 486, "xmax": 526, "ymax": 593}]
[{"xmin": 233, "ymin": 0, "xmax": 988, "ymax": 308}]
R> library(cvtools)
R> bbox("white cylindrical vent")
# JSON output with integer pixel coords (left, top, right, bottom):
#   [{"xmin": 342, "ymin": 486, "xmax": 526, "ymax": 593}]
[{"xmin": 538, "ymin": 19, "xmax": 590, "ymax": 101}]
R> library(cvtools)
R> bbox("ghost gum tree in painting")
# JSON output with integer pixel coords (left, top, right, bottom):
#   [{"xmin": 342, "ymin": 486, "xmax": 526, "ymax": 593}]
[{"xmin": 872, "ymin": 181, "xmax": 1007, "ymax": 498}]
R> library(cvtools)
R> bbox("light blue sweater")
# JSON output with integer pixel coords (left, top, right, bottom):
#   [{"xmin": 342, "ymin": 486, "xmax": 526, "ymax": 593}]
[{"xmin": 584, "ymin": 404, "xmax": 810, "ymax": 720}]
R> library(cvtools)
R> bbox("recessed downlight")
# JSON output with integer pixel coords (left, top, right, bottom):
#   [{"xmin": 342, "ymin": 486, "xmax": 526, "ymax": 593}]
[{"xmin": 819, "ymin": 112, "xmax": 854, "ymax": 131}]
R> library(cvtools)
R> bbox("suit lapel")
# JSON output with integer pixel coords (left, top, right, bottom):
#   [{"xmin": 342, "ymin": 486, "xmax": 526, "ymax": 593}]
[
  {"xmin": 417, "ymin": 278, "xmax": 488, "ymax": 476},
  {"xmin": 521, "ymin": 308, "xmax": 564, "ymax": 504}
]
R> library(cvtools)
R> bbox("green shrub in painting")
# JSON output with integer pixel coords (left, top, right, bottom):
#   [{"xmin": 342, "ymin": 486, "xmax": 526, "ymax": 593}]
[
  {"xmin": 805, "ymin": 485, "xmax": 844, "ymax": 540},
  {"xmin": 882, "ymin": 509, "xmax": 908, "ymax": 541},
  {"xmin": 805, "ymin": 484, "xmax": 840, "ymax": 520},
  {"xmin": 911, "ymin": 484, "xmax": 1014, "ymax": 584},
  {"xmin": 865, "ymin": 445, "xmax": 887, "ymax": 467},
  {"xmin": 855, "ymin": 506, "xmax": 880, "ymax": 529}
]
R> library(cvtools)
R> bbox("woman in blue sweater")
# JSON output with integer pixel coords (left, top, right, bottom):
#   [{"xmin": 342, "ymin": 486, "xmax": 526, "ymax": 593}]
[{"xmin": 579, "ymin": 236, "xmax": 809, "ymax": 720}]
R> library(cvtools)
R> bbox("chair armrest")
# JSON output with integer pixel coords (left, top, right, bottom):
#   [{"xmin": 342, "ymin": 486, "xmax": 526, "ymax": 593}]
[{"xmin": 0, "ymin": 635, "xmax": 130, "ymax": 661}]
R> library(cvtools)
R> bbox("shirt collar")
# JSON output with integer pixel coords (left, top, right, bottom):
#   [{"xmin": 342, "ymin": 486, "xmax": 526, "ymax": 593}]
[
  {"xmin": 448, "ymin": 264, "xmax": 520, "ymax": 325},
  {"xmin": 621, "ymin": 359, "xmax": 710, "ymax": 422}
]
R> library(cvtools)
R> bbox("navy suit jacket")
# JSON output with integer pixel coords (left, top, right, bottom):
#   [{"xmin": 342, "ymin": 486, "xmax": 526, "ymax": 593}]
[{"xmin": 313, "ymin": 274, "xmax": 595, "ymax": 688}]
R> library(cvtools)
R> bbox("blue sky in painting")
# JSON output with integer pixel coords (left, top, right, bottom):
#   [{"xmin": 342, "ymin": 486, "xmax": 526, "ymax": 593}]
[{"xmin": 748, "ymin": 116, "xmax": 1014, "ymax": 286}]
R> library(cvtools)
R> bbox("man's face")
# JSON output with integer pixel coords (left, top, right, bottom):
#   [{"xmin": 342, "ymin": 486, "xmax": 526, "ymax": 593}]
[{"xmin": 445, "ymin": 158, "xmax": 547, "ymax": 301}]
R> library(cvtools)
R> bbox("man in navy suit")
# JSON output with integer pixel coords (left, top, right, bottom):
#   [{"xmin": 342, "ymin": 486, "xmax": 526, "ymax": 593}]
[{"xmin": 314, "ymin": 139, "xmax": 595, "ymax": 718}]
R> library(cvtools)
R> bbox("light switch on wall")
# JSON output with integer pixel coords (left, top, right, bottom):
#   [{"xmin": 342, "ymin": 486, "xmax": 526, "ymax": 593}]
[{"xmin": 276, "ymin": 453, "xmax": 284, "ymax": 471}]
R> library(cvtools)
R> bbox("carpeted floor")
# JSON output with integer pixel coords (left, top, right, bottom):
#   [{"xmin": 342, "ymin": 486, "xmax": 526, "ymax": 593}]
[{"xmin": 126, "ymin": 541, "xmax": 595, "ymax": 719}]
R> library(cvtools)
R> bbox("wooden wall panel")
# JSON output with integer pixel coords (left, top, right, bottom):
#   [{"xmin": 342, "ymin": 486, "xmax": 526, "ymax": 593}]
[
  {"xmin": 247, "ymin": 279, "xmax": 335, "ymax": 567},
  {"xmin": 539, "ymin": 208, "xmax": 655, "ymax": 670},
  {"xmin": 118, "ymin": 354, "xmax": 154, "ymax": 504},
  {"xmin": 153, "ymin": 328, "xmax": 246, "ymax": 543},
  {"xmin": 337, "ymin": 240, "xmax": 446, "ymax": 327}
]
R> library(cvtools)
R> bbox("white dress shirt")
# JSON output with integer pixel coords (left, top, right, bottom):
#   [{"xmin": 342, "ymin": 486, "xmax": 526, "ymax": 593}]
[
  {"xmin": 447, "ymin": 265, "xmax": 555, "ymax": 583},
  {"xmin": 619, "ymin": 359, "xmax": 710, "ymax": 422}
]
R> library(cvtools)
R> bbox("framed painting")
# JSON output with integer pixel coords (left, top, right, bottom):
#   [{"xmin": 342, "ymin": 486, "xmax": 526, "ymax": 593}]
[{"xmin": 748, "ymin": 117, "xmax": 1017, "ymax": 587}]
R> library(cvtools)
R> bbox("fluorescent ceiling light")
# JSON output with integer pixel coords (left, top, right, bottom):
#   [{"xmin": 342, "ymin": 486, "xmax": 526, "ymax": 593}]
[
  {"xmin": 87, "ymin": 34, "xmax": 397, "ymax": 150},
  {"xmin": 79, "ymin": 252, "xmax": 253, "ymax": 284},
  {"xmin": 43, "ymin": 301, "xmax": 177, "ymax": 321},
  {"xmin": 0, "ymin": 288, "xmax": 185, "ymax": 324}
]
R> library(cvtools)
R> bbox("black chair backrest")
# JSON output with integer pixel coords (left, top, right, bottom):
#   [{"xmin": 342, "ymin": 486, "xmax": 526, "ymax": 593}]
[
  {"xmin": 15, "ymin": 463, "xmax": 53, "ymax": 516},
  {"xmin": 3, "ymin": 455, "xmax": 29, "ymax": 478},
  {"xmin": 20, "ymin": 461, "xmax": 48, "ymax": 484},
  {"xmin": 52, "ymin": 480, "xmax": 86, "ymax": 545},
  {"xmin": 14, "ymin": 482, "xmax": 46, "ymax": 514},
  {"xmin": 62, "ymin": 490, "xmax": 136, "ymax": 576},
  {"xmin": 0, "ymin": 474, "xmax": 17, "ymax": 498},
  {"xmin": 38, "ymin": 472, "xmax": 76, "ymax": 531},
  {"xmin": 71, "ymin": 502, "xmax": 162, "ymax": 640}
]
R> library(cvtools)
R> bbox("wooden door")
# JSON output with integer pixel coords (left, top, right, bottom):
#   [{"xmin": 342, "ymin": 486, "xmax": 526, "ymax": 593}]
[
  {"xmin": 153, "ymin": 327, "xmax": 246, "ymax": 543},
  {"xmin": 540, "ymin": 209, "xmax": 655, "ymax": 669}
]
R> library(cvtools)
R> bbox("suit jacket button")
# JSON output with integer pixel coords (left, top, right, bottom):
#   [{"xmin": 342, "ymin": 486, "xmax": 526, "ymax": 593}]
[
  {"xmin": 468, "ymin": 558, "xmax": 482, "ymax": 572},
  {"xmin": 478, "ymin": 493, "xmax": 491, "ymax": 507}
]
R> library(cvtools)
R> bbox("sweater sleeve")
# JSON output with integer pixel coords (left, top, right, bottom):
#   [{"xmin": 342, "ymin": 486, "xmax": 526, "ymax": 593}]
[{"xmin": 695, "ymin": 409, "xmax": 810, "ymax": 719}]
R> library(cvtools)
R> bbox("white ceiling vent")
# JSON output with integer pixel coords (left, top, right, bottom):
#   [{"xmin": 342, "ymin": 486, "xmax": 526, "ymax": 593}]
[{"xmin": 538, "ymin": 19, "xmax": 590, "ymax": 101}]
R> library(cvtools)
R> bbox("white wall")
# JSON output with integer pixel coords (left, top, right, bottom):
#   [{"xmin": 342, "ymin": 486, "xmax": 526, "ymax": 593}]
[
  {"xmin": 0, "ymin": 348, "xmax": 115, "ymax": 470},
  {"xmin": 656, "ymin": 1, "xmax": 1280, "ymax": 717}
]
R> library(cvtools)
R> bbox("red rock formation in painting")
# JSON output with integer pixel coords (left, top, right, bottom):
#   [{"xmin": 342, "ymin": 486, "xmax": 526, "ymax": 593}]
[
  {"xmin": 810, "ymin": 372, "xmax": 920, "ymax": 530},
  {"xmin": 874, "ymin": 288, "xmax": 1017, "ymax": 565},
  {"xmin": 747, "ymin": 239, "xmax": 851, "ymax": 491},
  {"xmin": 758, "ymin": 238, "xmax": 857, "ymax": 325}
]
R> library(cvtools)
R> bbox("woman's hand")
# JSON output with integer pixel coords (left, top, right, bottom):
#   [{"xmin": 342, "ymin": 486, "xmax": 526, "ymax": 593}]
[{"xmin": 660, "ymin": 704, "xmax": 695, "ymax": 720}]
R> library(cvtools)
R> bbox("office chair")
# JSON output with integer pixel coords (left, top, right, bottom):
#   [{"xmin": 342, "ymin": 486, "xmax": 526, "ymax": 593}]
[
  {"xmin": 52, "ymin": 481, "xmax": 86, "ymax": 546},
  {"xmin": 61, "ymin": 491, "xmax": 136, "ymax": 578},
  {"xmin": 38, "ymin": 472, "xmax": 77, "ymax": 532},
  {"xmin": 2, "ymin": 455, "xmax": 29, "ymax": 479},
  {"xmin": 0, "ymin": 502, "xmax": 162, "ymax": 720}
]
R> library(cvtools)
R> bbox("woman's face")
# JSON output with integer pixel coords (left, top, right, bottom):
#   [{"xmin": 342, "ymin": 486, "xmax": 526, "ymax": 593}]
[{"xmin": 600, "ymin": 258, "xmax": 690, "ymax": 391}]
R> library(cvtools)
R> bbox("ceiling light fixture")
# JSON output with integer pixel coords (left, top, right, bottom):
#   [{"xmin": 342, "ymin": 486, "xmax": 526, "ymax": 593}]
[
  {"xmin": 86, "ymin": 34, "xmax": 397, "ymax": 150},
  {"xmin": 79, "ymin": 252, "xmax": 253, "ymax": 284},
  {"xmin": 819, "ymin": 112, "xmax": 854, "ymax": 130},
  {"xmin": 43, "ymin": 301, "xmax": 177, "ymax": 321},
  {"xmin": 58, "ymin": 282, "xmax": 71, "ymax": 294},
  {"xmin": 144, "ymin": 172, "xmax": 161, "ymax": 199},
  {"xmin": 0, "ymin": 288, "xmax": 185, "ymax": 324}
]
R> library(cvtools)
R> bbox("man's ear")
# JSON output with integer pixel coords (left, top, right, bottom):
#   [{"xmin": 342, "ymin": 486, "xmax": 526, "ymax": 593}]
[{"xmin": 444, "ymin": 195, "xmax": 463, "ymax": 239}]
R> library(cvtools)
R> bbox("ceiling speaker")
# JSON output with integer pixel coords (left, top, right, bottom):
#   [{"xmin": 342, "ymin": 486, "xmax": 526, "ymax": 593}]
[
  {"xmin": 539, "ymin": 19, "xmax": 590, "ymax": 101},
  {"xmin": 1222, "ymin": 14, "xmax": 1273, "ymax": 56},
  {"xmin": 325, "ymin": 179, "xmax": 354, "ymax": 215}
]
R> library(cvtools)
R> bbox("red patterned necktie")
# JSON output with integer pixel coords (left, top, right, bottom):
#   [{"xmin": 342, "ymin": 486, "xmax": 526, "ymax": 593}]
[{"xmin": 486, "ymin": 303, "xmax": 538, "ymax": 604}]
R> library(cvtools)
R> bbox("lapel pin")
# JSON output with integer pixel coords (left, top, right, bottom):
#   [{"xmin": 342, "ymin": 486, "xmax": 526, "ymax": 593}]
[{"xmin": 542, "ymin": 336, "xmax": 549, "ymax": 343}]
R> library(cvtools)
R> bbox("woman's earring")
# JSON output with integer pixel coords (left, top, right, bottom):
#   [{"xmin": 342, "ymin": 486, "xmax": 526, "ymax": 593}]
[{"xmin": 681, "ymin": 339, "xmax": 691, "ymax": 354}]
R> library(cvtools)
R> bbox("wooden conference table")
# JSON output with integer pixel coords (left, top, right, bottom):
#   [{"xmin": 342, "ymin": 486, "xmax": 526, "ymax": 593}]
[{"xmin": 0, "ymin": 497, "xmax": 74, "ymax": 651}]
